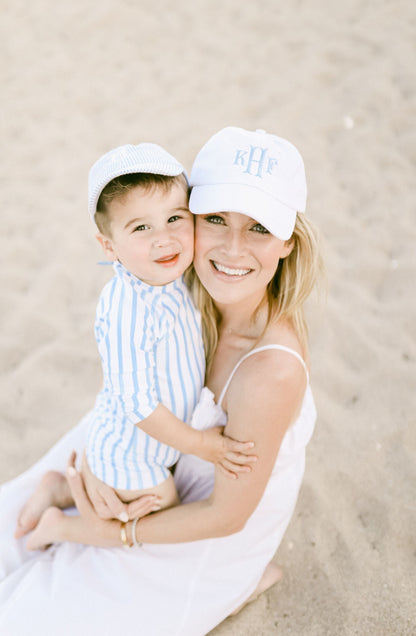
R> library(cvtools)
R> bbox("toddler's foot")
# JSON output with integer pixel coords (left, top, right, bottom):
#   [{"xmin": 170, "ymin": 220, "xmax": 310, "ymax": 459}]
[
  {"xmin": 230, "ymin": 562, "xmax": 283, "ymax": 616},
  {"xmin": 14, "ymin": 471, "xmax": 73, "ymax": 539},
  {"xmin": 26, "ymin": 506, "xmax": 65, "ymax": 551}
]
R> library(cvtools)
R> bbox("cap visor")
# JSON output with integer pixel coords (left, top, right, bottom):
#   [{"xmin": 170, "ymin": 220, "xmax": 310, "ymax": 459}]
[{"xmin": 189, "ymin": 183, "xmax": 296, "ymax": 240}]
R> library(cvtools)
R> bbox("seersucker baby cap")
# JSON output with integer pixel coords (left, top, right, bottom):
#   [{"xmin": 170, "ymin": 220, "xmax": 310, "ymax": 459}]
[
  {"xmin": 88, "ymin": 143, "xmax": 187, "ymax": 221},
  {"xmin": 189, "ymin": 127, "xmax": 307, "ymax": 240}
]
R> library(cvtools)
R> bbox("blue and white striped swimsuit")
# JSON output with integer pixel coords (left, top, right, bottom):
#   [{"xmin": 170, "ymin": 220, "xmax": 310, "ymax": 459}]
[{"xmin": 86, "ymin": 262, "xmax": 205, "ymax": 490}]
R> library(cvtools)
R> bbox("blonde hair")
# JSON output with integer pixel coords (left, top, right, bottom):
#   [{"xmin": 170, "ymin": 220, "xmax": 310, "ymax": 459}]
[
  {"xmin": 186, "ymin": 213, "xmax": 324, "ymax": 368},
  {"xmin": 266, "ymin": 213, "xmax": 324, "ymax": 349}
]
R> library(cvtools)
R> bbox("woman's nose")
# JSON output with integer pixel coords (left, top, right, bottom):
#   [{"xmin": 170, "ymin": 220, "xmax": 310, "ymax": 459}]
[{"xmin": 221, "ymin": 230, "xmax": 247, "ymax": 256}]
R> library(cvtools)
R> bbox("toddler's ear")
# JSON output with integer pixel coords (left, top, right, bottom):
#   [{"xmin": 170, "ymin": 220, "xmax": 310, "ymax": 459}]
[{"xmin": 96, "ymin": 233, "xmax": 117, "ymax": 261}]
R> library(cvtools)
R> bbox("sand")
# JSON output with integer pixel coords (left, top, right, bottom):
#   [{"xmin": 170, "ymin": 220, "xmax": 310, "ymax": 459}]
[{"xmin": 1, "ymin": 0, "xmax": 415, "ymax": 633}]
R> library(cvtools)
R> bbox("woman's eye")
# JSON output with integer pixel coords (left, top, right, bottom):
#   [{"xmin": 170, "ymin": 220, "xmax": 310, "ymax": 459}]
[
  {"xmin": 168, "ymin": 215, "xmax": 180, "ymax": 223},
  {"xmin": 205, "ymin": 215, "xmax": 225, "ymax": 225},
  {"xmin": 251, "ymin": 223, "xmax": 269, "ymax": 234}
]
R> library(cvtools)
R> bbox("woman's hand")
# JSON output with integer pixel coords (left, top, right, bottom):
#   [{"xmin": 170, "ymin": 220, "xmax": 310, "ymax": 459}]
[
  {"xmin": 199, "ymin": 427, "xmax": 258, "ymax": 479},
  {"xmin": 81, "ymin": 452, "xmax": 158, "ymax": 522},
  {"xmin": 27, "ymin": 453, "xmax": 154, "ymax": 550}
]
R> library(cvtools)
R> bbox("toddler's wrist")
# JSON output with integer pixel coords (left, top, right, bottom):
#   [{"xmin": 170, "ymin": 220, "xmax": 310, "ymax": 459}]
[{"xmin": 185, "ymin": 429, "xmax": 205, "ymax": 457}]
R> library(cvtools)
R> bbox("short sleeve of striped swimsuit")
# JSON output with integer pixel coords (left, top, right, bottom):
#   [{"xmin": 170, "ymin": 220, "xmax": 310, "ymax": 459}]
[{"xmin": 85, "ymin": 262, "xmax": 205, "ymax": 490}]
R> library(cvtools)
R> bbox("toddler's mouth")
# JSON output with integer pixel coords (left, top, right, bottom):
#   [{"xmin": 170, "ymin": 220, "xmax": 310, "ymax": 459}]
[{"xmin": 155, "ymin": 253, "xmax": 180, "ymax": 266}]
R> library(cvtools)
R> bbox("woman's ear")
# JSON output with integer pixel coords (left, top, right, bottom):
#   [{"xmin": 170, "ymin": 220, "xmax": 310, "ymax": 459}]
[
  {"xmin": 281, "ymin": 238, "xmax": 295, "ymax": 259},
  {"xmin": 96, "ymin": 233, "xmax": 117, "ymax": 261}
]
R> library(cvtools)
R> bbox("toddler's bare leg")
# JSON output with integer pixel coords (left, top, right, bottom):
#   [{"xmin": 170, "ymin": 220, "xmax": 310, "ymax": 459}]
[
  {"xmin": 115, "ymin": 472, "xmax": 180, "ymax": 510},
  {"xmin": 15, "ymin": 471, "xmax": 73, "ymax": 539},
  {"xmin": 26, "ymin": 471, "xmax": 181, "ymax": 551},
  {"xmin": 230, "ymin": 562, "xmax": 283, "ymax": 616},
  {"xmin": 25, "ymin": 506, "xmax": 67, "ymax": 551}
]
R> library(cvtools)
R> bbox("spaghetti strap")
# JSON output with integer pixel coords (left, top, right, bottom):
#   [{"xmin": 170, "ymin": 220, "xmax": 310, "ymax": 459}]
[{"xmin": 218, "ymin": 345, "xmax": 309, "ymax": 408}]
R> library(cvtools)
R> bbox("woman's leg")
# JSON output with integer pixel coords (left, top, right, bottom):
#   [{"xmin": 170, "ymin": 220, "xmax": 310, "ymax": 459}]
[{"xmin": 230, "ymin": 561, "xmax": 283, "ymax": 615}]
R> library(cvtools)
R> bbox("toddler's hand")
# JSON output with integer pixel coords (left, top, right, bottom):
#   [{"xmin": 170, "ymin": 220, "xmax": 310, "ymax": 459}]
[{"xmin": 199, "ymin": 427, "xmax": 257, "ymax": 478}]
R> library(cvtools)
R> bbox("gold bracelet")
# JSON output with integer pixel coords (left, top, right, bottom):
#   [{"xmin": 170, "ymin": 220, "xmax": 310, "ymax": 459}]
[{"xmin": 120, "ymin": 521, "xmax": 133, "ymax": 548}]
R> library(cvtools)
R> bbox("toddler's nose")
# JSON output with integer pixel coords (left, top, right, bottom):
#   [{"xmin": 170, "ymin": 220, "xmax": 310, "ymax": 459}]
[{"xmin": 152, "ymin": 231, "xmax": 175, "ymax": 249}]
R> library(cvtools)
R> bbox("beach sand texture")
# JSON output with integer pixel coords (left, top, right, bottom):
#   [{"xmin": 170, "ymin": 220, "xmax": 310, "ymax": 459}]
[{"xmin": 1, "ymin": 1, "xmax": 415, "ymax": 633}]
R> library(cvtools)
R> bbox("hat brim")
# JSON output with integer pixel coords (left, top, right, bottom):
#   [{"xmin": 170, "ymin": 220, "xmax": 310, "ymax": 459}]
[{"xmin": 189, "ymin": 183, "xmax": 297, "ymax": 241}]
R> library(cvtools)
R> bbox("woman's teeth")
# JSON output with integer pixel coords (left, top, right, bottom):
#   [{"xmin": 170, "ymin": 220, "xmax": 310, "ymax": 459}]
[{"xmin": 213, "ymin": 261, "xmax": 251, "ymax": 276}]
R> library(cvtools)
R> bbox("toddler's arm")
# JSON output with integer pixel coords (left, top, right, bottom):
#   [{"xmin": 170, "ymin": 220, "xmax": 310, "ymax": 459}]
[{"xmin": 138, "ymin": 404, "xmax": 257, "ymax": 478}]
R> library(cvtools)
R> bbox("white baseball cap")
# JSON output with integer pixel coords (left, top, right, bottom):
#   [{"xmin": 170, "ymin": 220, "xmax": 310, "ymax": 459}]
[
  {"xmin": 88, "ymin": 143, "xmax": 187, "ymax": 220},
  {"xmin": 189, "ymin": 127, "xmax": 307, "ymax": 240}
]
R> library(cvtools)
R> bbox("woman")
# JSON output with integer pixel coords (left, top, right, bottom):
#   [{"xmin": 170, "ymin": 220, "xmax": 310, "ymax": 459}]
[{"xmin": 0, "ymin": 127, "xmax": 323, "ymax": 635}]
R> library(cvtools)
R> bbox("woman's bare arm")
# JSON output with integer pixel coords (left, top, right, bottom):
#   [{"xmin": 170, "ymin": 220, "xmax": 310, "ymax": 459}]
[
  {"xmin": 134, "ymin": 349, "xmax": 307, "ymax": 542},
  {"xmin": 53, "ymin": 349, "xmax": 307, "ymax": 548}
]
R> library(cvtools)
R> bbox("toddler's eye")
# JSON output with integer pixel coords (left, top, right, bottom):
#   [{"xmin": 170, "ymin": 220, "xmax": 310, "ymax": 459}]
[
  {"xmin": 168, "ymin": 215, "xmax": 180, "ymax": 223},
  {"xmin": 133, "ymin": 224, "xmax": 150, "ymax": 232},
  {"xmin": 251, "ymin": 223, "xmax": 269, "ymax": 234}
]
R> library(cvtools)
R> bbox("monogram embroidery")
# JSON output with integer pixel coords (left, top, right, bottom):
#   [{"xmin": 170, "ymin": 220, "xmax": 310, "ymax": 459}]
[{"xmin": 233, "ymin": 146, "xmax": 278, "ymax": 178}]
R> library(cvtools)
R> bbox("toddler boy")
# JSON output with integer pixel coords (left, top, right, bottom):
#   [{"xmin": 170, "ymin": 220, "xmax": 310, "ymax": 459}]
[{"xmin": 84, "ymin": 143, "xmax": 250, "ymax": 516}]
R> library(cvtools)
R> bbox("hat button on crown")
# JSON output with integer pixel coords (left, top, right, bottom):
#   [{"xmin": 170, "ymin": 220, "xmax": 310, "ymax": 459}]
[{"xmin": 255, "ymin": 129, "xmax": 266, "ymax": 134}]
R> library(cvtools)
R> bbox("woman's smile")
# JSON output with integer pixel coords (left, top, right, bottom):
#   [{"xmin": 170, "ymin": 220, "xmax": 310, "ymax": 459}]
[{"xmin": 211, "ymin": 260, "xmax": 252, "ymax": 277}]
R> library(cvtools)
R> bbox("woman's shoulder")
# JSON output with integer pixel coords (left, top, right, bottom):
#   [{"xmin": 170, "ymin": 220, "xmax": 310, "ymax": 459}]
[
  {"xmin": 231, "ymin": 323, "xmax": 308, "ymax": 395},
  {"xmin": 258, "ymin": 320, "xmax": 308, "ymax": 362},
  {"xmin": 224, "ymin": 325, "xmax": 309, "ymax": 430}
]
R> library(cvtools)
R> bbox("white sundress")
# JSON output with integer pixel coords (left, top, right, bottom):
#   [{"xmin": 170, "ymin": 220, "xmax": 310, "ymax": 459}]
[{"xmin": 0, "ymin": 345, "xmax": 316, "ymax": 636}]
